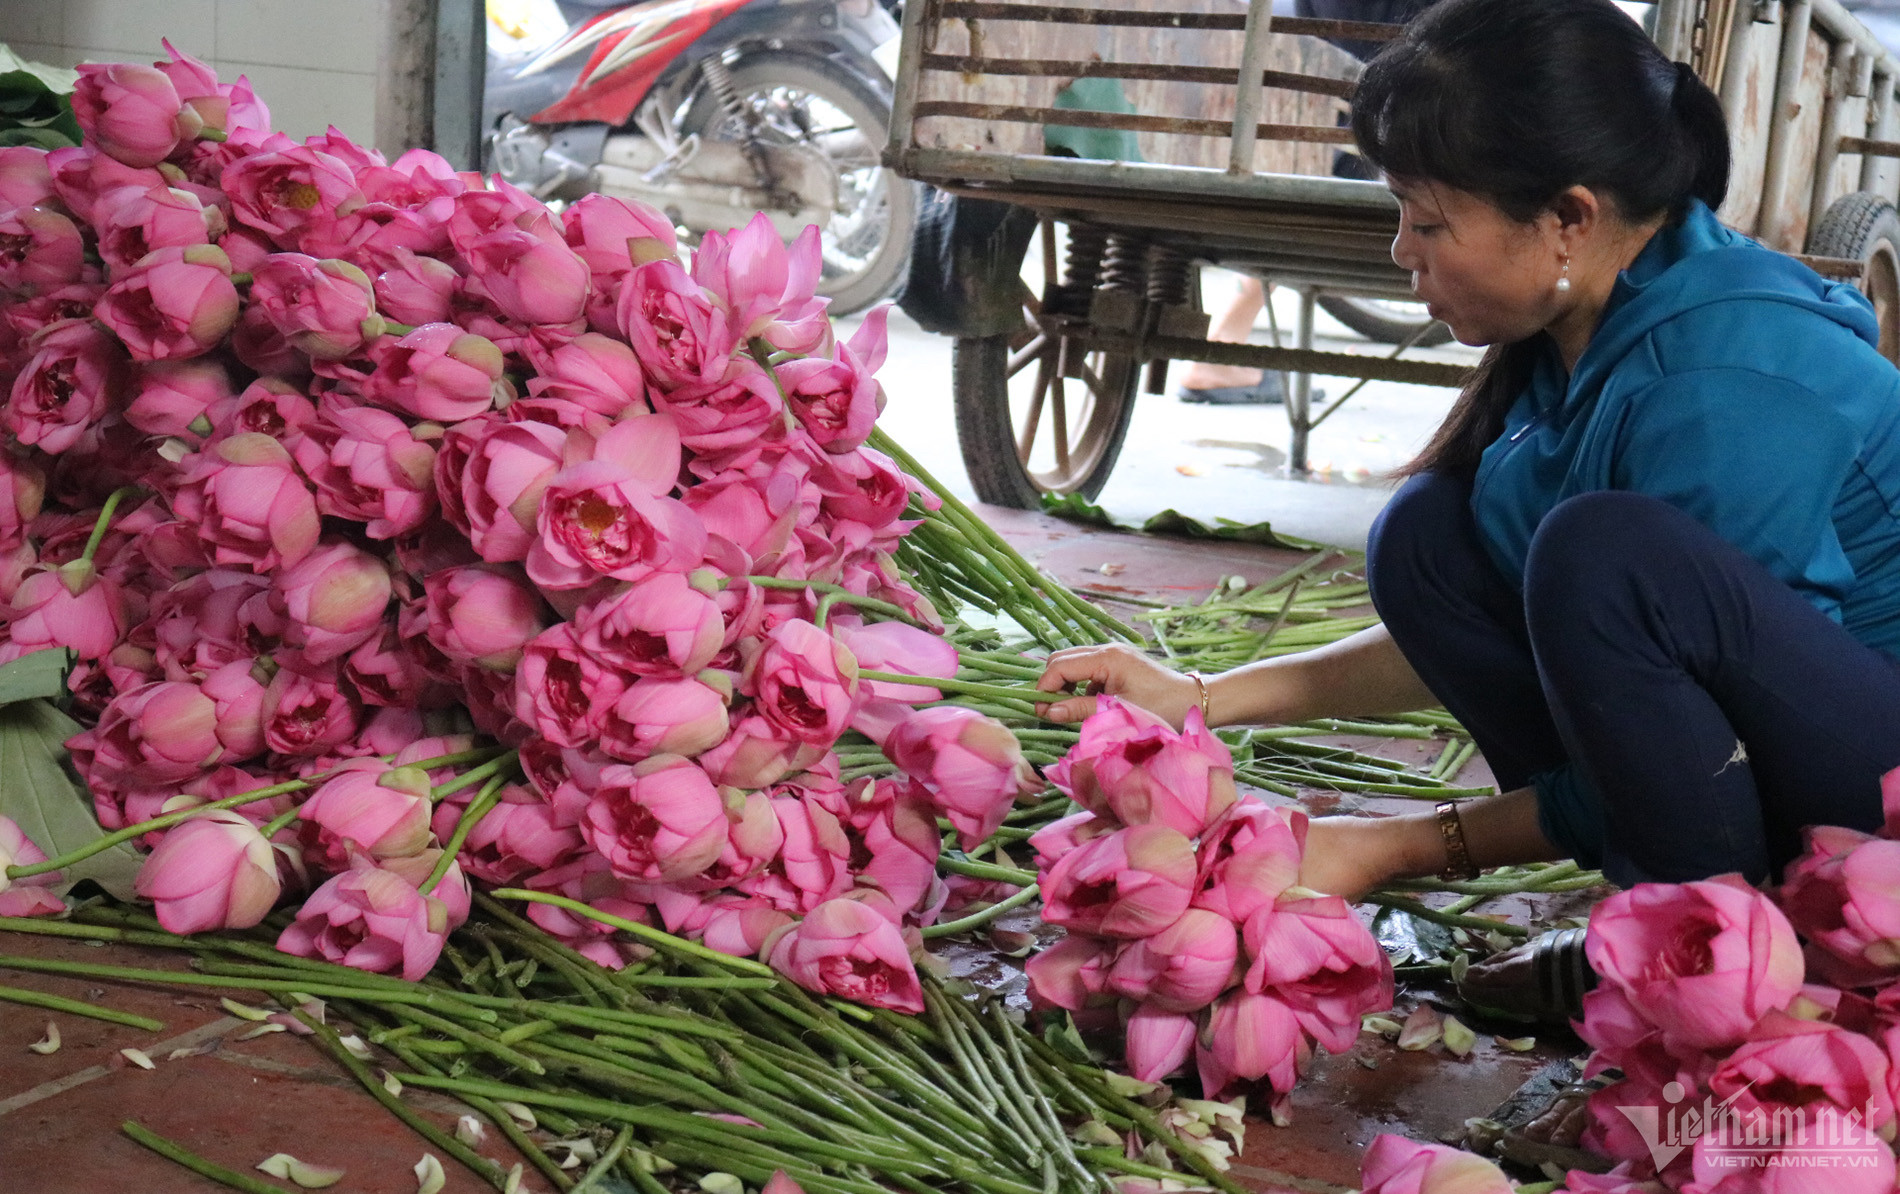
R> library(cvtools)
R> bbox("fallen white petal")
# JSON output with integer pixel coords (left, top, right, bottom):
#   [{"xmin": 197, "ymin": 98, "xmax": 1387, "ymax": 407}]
[
  {"xmin": 454, "ymin": 1116, "xmax": 486, "ymax": 1147},
  {"xmin": 503, "ymin": 1163, "xmax": 524, "ymax": 1194},
  {"xmin": 496, "ymin": 1101, "xmax": 536, "ymax": 1130},
  {"xmin": 698, "ymin": 1174, "xmax": 745, "ymax": 1194},
  {"xmin": 414, "ymin": 1153, "xmax": 446, "ymax": 1194},
  {"xmin": 1396, "ymin": 1006, "xmax": 1442, "ymax": 1052},
  {"xmin": 120, "ymin": 1048, "xmax": 154, "ymax": 1070},
  {"xmin": 256, "ymin": 1153, "xmax": 346, "ymax": 1189},
  {"xmin": 1360, "ymin": 1015, "xmax": 1403, "ymax": 1037},
  {"xmin": 238, "ymin": 1022, "xmax": 288, "ymax": 1041},
  {"xmin": 1496, "ymin": 1035, "xmax": 1538, "ymax": 1052},
  {"xmin": 221, "ymin": 998, "xmax": 271, "ymax": 1022},
  {"xmin": 1441, "ymin": 1015, "xmax": 1477, "ymax": 1058},
  {"xmin": 337, "ymin": 1034, "xmax": 374, "ymax": 1061},
  {"xmin": 381, "ymin": 1070, "xmax": 404, "ymax": 1097},
  {"xmin": 27, "ymin": 1023, "xmax": 58, "ymax": 1054}
]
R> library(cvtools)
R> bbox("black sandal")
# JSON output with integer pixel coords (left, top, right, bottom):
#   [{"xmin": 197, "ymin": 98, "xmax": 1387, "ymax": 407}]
[{"xmin": 1456, "ymin": 926, "xmax": 1597, "ymax": 1025}]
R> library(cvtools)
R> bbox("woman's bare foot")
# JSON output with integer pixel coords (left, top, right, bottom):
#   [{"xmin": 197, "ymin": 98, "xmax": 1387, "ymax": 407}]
[{"xmin": 1179, "ymin": 362, "xmax": 1265, "ymax": 391}]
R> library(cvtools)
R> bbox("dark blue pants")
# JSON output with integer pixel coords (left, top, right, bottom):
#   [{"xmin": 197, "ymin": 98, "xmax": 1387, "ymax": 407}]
[{"xmin": 1366, "ymin": 473, "xmax": 1899, "ymax": 886}]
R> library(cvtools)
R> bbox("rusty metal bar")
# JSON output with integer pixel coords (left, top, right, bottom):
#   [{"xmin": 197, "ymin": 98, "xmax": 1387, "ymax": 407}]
[
  {"xmin": 1811, "ymin": 42, "xmax": 1859, "ymax": 228},
  {"xmin": 1841, "ymin": 134, "xmax": 1900, "ymax": 158},
  {"xmin": 915, "ymin": 56, "xmax": 1357, "ymax": 98},
  {"xmin": 1757, "ymin": 0, "xmax": 1814, "ymax": 247},
  {"xmin": 1790, "ymin": 252, "xmax": 1867, "ymax": 277},
  {"xmin": 1861, "ymin": 78, "xmax": 1896, "ymax": 192},
  {"xmin": 886, "ymin": 0, "xmax": 932, "ymax": 167},
  {"xmin": 912, "ymin": 100, "xmax": 1356, "ymax": 141},
  {"xmin": 933, "ymin": 2, "xmax": 1402, "ymax": 39},
  {"xmin": 1077, "ymin": 329, "xmax": 1471, "ymax": 387}
]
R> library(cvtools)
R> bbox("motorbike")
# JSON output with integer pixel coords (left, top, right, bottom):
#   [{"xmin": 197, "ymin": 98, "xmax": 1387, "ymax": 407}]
[{"xmin": 483, "ymin": 0, "xmax": 914, "ymax": 315}]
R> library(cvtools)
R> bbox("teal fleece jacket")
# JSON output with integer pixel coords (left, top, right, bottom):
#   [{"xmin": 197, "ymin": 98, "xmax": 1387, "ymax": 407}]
[{"xmin": 1465, "ymin": 199, "xmax": 1900, "ymax": 864}]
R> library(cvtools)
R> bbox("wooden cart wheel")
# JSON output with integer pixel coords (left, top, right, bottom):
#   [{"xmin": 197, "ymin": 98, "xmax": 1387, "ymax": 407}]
[
  {"xmin": 952, "ymin": 329, "xmax": 1140, "ymax": 508},
  {"xmin": 1808, "ymin": 192, "xmax": 1900, "ymax": 364}
]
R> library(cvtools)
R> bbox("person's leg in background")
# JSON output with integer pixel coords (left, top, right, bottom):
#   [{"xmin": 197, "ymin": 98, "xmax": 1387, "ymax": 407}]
[{"xmin": 1177, "ymin": 275, "xmax": 1289, "ymax": 404}]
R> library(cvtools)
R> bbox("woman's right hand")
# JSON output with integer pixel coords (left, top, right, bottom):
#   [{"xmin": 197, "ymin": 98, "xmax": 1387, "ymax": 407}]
[{"xmin": 1035, "ymin": 643, "xmax": 1200, "ymax": 726}]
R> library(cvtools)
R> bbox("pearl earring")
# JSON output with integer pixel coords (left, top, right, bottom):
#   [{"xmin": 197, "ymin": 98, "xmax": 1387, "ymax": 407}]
[{"xmin": 1555, "ymin": 254, "xmax": 1572, "ymax": 295}]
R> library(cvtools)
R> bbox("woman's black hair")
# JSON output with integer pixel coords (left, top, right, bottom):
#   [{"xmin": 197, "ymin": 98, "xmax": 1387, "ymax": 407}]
[{"xmin": 1351, "ymin": 0, "xmax": 1732, "ymax": 479}]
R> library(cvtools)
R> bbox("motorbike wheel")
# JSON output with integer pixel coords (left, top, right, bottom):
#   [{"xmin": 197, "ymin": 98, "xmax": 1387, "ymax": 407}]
[
  {"xmin": 684, "ymin": 53, "xmax": 917, "ymax": 317},
  {"xmin": 1315, "ymin": 294, "xmax": 1453, "ymax": 347}
]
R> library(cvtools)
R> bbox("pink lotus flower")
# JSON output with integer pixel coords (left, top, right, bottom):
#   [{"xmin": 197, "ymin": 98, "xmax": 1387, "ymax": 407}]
[
  {"xmin": 883, "ymin": 705, "xmax": 1040, "ymax": 848},
  {"xmin": 1778, "ymin": 826, "xmax": 1900, "ymax": 988},
  {"xmin": 366, "ymin": 323, "xmax": 505, "ymax": 421},
  {"xmin": 273, "ymin": 541, "xmax": 392, "ymax": 665},
  {"xmin": 249, "ymin": 253, "xmax": 380, "ymax": 360},
  {"xmin": 431, "ymin": 791, "xmax": 584, "ymax": 885},
  {"xmin": 693, "ymin": 214, "xmax": 829, "ymax": 352},
  {"xmin": 221, "ymin": 144, "xmax": 364, "ymax": 251},
  {"xmin": 464, "ymin": 210, "xmax": 590, "ymax": 326},
  {"xmin": 44, "ymin": 145, "xmax": 164, "ymax": 225},
  {"xmin": 8, "ymin": 562, "xmax": 125, "ymax": 662},
  {"xmin": 423, "ymin": 564, "xmax": 547, "ymax": 671},
  {"xmin": 135, "ymin": 811, "xmax": 282, "ymax": 934},
  {"xmin": 513, "ymin": 623, "xmax": 630, "ymax": 747},
  {"xmin": 778, "ymin": 307, "xmax": 888, "ymax": 452},
  {"xmin": 171, "ymin": 433, "xmax": 322, "ymax": 573},
  {"xmin": 747, "ymin": 618, "xmax": 862, "ymax": 746},
  {"xmin": 1357, "ymin": 1135, "xmax": 1513, "ymax": 1194},
  {"xmin": 76, "ymin": 679, "xmax": 219, "ymax": 785},
  {"xmin": 743, "ymin": 794, "xmax": 852, "ymax": 913},
  {"xmin": 580, "ymin": 755, "xmax": 729, "ymax": 883},
  {"xmin": 0, "ymin": 815, "xmax": 63, "ymax": 918},
  {"xmin": 1025, "ymin": 933, "xmax": 1118, "ymax": 1012},
  {"xmin": 294, "ymin": 403, "xmax": 437, "ymax": 540},
  {"xmin": 1107, "ymin": 908, "xmax": 1239, "ymax": 1012},
  {"xmin": 812, "ymin": 447, "xmax": 910, "ymax": 530},
  {"xmin": 1243, "ymin": 891, "xmax": 1393, "ymax": 1053},
  {"xmin": 698, "ymin": 711, "xmax": 826, "ymax": 789},
  {"xmin": 297, "ymin": 759, "xmax": 435, "ymax": 867},
  {"xmin": 618, "ymin": 258, "xmax": 739, "ymax": 391},
  {"xmin": 71, "ymin": 63, "xmax": 190, "ymax": 168},
  {"xmin": 648, "ymin": 368, "xmax": 785, "ymax": 454},
  {"xmin": 698, "ymin": 895, "xmax": 796, "ymax": 957},
  {"xmin": 1710, "ymin": 1012, "xmax": 1895, "ymax": 1129},
  {"xmin": 699, "ymin": 790, "xmax": 786, "ymax": 887},
  {"xmin": 1587, "ymin": 876, "xmax": 1805, "ymax": 1054},
  {"xmin": 528, "ymin": 415, "xmax": 706, "ymax": 589},
  {"xmin": 1194, "ymin": 800, "xmax": 1306, "ymax": 923},
  {"xmin": 1195, "ymin": 989, "xmax": 1308, "ymax": 1099},
  {"xmin": 0, "ymin": 146, "xmax": 54, "ymax": 210},
  {"xmin": 374, "ymin": 249, "xmax": 460, "ymax": 326},
  {"xmin": 276, "ymin": 862, "xmax": 455, "ymax": 981},
  {"xmin": 1040, "ymin": 824, "xmax": 1198, "ymax": 939},
  {"xmin": 1052, "ymin": 698, "xmax": 1237, "ymax": 836},
  {"xmin": 261, "ymin": 663, "xmax": 363, "ymax": 757},
  {"xmin": 563, "ymin": 194, "xmax": 677, "ymax": 331},
  {"xmin": 526, "ymin": 332, "xmax": 648, "ymax": 418},
  {"xmin": 7, "ymin": 319, "xmax": 126, "ymax": 455},
  {"xmin": 1687, "ymin": 1110, "xmax": 1896, "ymax": 1194},
  {"xmin": 1123, "ymin": 1004, "xmax": 1197, "ymax": 1083},
  {"xmin": 767, "ymin": 896, "xmax": 925, "ymax": 1012},
  {"xmin": 574, "ymin": 571, "xmax": 724, "ymax": 677},
  {"xmin": 1028, "ymin": 810, "xmax": 1117, "ymax": 870},
  {"xmin": 457, "ymin": 417, "xmax": 566, "ymax": 562},
  {"xmin": 93, "ymin": 184, "xmax": 220, "ymax": 273},
  {"xmin": 0, "ymin": 205, "xmax": 85, "ymax": 290},
  {"xmin": 835, "ymin": 620, "xmax": 958, "ymax": 703},
  {"xmin": 94, "ymin": 244, "xmax": 240, "ymax": 362},
  {"xmin": 854, "ymin": 784, "xmax": 941, "ymax": 915},
  {"xmin": 601, "ymin": 676, "xmax": 730, "ymax": 762},
  {"xmin": 125, "ymin": 357, "xmax": 233, "ymax": 438}
]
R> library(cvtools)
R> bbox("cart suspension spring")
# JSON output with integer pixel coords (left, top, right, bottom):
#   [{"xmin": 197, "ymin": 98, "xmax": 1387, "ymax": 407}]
[
  {"xmin": 1100, "ymin": 233, "xmax": 1150, "ymax": 293},
  {"xmin": 1049, "ymin": 224, "xmax": 1108, "ymax": 317},
  {"xmin": 1145, "ymin": 245, "xmax": 1192, "ymax": 307}
]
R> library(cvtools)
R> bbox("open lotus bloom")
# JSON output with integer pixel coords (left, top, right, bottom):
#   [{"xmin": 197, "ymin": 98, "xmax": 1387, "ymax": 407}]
[
  {"xmin": 1777, "ymin": 826, "xmax": 1900, "ymax": 989},
  {"xmin": 766, "ymin": 895, "xmax": 924, "ymax": 1013},
  {"xmin": 1356, "ymin": 1135, "xmax": 1514, "ymax": 1194}
]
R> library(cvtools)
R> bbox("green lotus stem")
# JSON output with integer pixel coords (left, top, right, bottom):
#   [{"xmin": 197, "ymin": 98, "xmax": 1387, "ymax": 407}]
[
  {"xmin": 936, "ymin": 855, "xmax": 1037, "ymax": 886},
  {"xmin": 257, "ymin": 805, "xmax": 301, "ymax": 839},
  {"xmin": 1434, "ymin": 738, "xmax": 1479, "ymax": 781},
  {"xmin": 0, "ymin": 955, "xmax": 501, "ymax": 1016},
  {"xmin": 860, "ymin": 670, "xmax": 1044, "ymax": 706},
  {"xmin": 80, "ymin": 486, "xmax": 142, "ymax": 566},
  {"xmin": 425, "ymin": 774, "xmax": 507, "ymax": 893},
  {"xmin": 0, "ymin": 982, "xmax": 164, "ymax": 1030},
  {"xmin": 571, "ymin": 1124, "xmax": 635, "ymax": 1194},
  {"xmin": 1359, "ymin": 893, "xmax": 1531, "ymax": 937},
  {"xmin": 743, "ymin": 576, "xmax": 925, "ymax": 628},
  {"xmin": 121, "ymin": 1121, "xmax": 287, "ymax": 1194},
  {"xmin": 382, "ymin": 1003, "xmax": 547, "ymax": 1076},
  {"xmin": 617, "ymin": 974, "xmax": 780, "ymax": 989},
  {"xmin": 430, "ymin": 750, "xmax": 520, "ymax": 802},
  {"xmin": 921, "ymin": 884, "xmax": 1040, "ymax": 939},
  {"xmin": 489, "ymin": 889, "xmax": 776, "ymax": 977}
]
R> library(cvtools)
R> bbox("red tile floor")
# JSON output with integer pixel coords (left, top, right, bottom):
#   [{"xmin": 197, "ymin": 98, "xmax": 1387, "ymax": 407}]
[{"xmin": 0, "ymin": 504, "xmax": 1597, "ymax": 1194}]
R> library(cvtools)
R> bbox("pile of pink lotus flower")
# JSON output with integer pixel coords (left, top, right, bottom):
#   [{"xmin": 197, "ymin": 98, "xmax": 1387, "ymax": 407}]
[
  {"xmin": 1023, "ymin": 697, "xmax": 1394, "ymax": 1106},
  {"xmin": 0, "ymin": 45, "xmax": 1047, "ymax": 1009},
  {"xmin": 1555, "ymin": 781, "xmax": 1900, "ymax": 1194}
]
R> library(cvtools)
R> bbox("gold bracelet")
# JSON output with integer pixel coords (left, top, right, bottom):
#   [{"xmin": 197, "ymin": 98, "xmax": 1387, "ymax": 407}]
[
  {"xmin": 1186, "ymin": 672, "xmax": 1212, "ymax": 725},
  {"xmin": 1435, "ymin": 800, "xmax": 1478, "ymax": 881}
]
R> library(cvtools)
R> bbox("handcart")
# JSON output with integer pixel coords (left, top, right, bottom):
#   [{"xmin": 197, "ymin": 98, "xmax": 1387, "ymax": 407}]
[{"xmin": 882, "ymin": 0, "xmax": 1900, "ymax": 506}]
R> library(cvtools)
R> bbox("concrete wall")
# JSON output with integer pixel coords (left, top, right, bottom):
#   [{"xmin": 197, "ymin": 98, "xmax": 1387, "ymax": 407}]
[{"xmin": 0, "ymin": 0, "xmax": 383, "ymax": 143}]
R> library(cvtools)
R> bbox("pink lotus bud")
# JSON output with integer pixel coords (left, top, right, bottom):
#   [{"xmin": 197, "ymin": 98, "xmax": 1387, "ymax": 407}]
[
  {"xmin": 0, "ymin": 146, "xmax": 54, "ymax": 210},
  {"xmin": 84, "ymin": 679, "xmax": 222, "ymax": 784},
  {"xmin": 767, "ymin": 896, "xmax": 924, "ymax": 1012},
  {"xmin": 580, "ymin": 755, "xmax": 729, "ymax": 883},
  {"xmin": 1356, "ymin": 1135, "xmax": 1514, "ymax": 1194},
  {"xmin": 94, "ymin": 243, "xmax": 239, "ymax": 362},
  {"xmin": 429, "ymin": 791, "xmax": 583, "ymax": 885},
  {"xmin": 0, "ymin": 205, "xmax": 85, "ymax": 290},
  {"xmin": 273, "ymin": 541, "xmax": 393, "ymax": 665},
  {"xmin": 698, "ymin": 711, "xmax": 826, "ymax": 789},
  {"xmin": 1243, "ymin": 892, "xmax": 1392, "ymax": 1052},
  {"xmin": 1040, "ymin": 824, "xmax": 1198, "ymax": 939},
  {"xmin": 1028, "ymin": 810, "xmax": 1116, "ymax": 870},
  {"xmin": 854, "ymin": 784, "xmax": 940, "ymax": 915},
  {"xmin": 1107, "ymin": 908, "xmax": 1239, "ymax": 1013},
  {"xmin": 135, "ymin": 810, "xmax": 282, "ymax": 933},
  {"xmin": 7, "ymin": 319, "xmax": 127, "ymax": 456},
  {"xmin": 812, "ymin": 447, "xmax": 910, "ymax": 530},
  {"xmin": 93, "ymin": 184, "xmax": 220, "ymax": 273},
  {"xmin": 700, "ymin": 896, "xmax": 795, "ymax": 958},
  {"xmin": 513, "ymin": 623, "xmax": 630, "ymax": 747},
  {"xmin": 459, "ymin": 418, "xmax": 566, "ymax": 563},
  {"xmin": 72, "ymin": 63, "xmax": 189, "ymax": 168},
  {"xmin": 261, "ymin": 662, "xmax": 363, "ymax": 757},
  {"xmin": 374, "ymin": 249, "xmax": 460, "ymax": 327},
  {"xmin": 739, "ymin": 793, "xmax": 851, "ymax": 912},
  {"xmin": 7, "ymin": 565, "xmax": 125, "ymax": 661},
  {"xmin": 618, "ymin": 258, "xmax": 740, "ymax": 391},
  {"xmin": 423, "ymin": 564, "xmax": 547, "ymax": 671},
  {"xmin": 276, "ymin": 863, "xmax": 453, "ymax": 981},
  {"xmin": 1123, "ymin": 1004, "xmax": 1197, "ymax": 1083},
  {"xmin": 746, "ymin": 619, "xmax": 861, "ymax": 746},
  {"xmin": 1195, "ymin": 989, "xmax": 1308, "ymax": 1100},
  {"xmin": 1586, "ymin": 875, "xmax": 1804, "ymax": 1055},
  {"xmin": 526, "ymin": 332, "xmax": 647, "ymax": 417},
  {"xmin": 1778, "ymin": 827, "xmax": 1900, "ymax": 988},
  {"xmin": 692, "ymin": 213, "xmax": 828, "ymax": 349},
  {"xmin": 1025, "ymin": 933, "xmax": 1119, "ymax": 1013},
  {"xmin": 0, "ymin": 814, "xmax": 63, "ymax": 916},
  {"xmin": 1193, "ymin": 800, "xmax": 1306, "ymax": 924},
  {"xmin": 126, "ymin": 358, "xmax": 234, "ymax": 438},
  {"xmin": 250, "ymin": 253, "xmax": 378, "ymax": 360},
  {"xmin": 297, "ymin": 759, "xmax": 435, "ymax": 867},
  {"xmin": 777, "ymin": 307, "xmax": 888, "ymax": 452},
  {"xmin": 835, "ymin": 621, "xmax": 958, "ymax": 703},
  {"xmin": 367, "ymin": 323, "xmax": 504, "ymax": 421},
  {"xmin": 221, "ymin": 144, "xmax": 363, "ymax": 251},
  {"xmin": 464, "ymin": 211, "xmax": 590, "ymax": 326},
  {"xmin": 574, "ymin": 571, "xmax": 724, "ymax": 677},
  {"xmin": 883, "ymin": 705, "xmax": 1041, "ymax": 848},
  {"xmin": 45, "ymin": 145, "xmax": 164, "ymax": 225},
  {"xmin": 200, "ymin": 658, "xmax": 267, "ymax": 759},
  {"xmin": 1050, "ymin": 697, "xmax": 1236, "ymax": 836},
  {"xmin": 293, "ymin": 403, "xmax": 438, "ymax": 540},
  {"xmin": 564, "ymin": 193, "xmax": 678, "ymax": 331},
  {"xmin": 171, "ymin": 433, "xmax": 322, "ymax": 573},
  {"xmin": 601, "ymin": 676, "xmax": 730, "ymax": 761}
]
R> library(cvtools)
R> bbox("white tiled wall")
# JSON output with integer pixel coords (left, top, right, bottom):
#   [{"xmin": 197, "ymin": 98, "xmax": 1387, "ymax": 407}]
[{"xmin": 0, "ymin": 0, "xmax": 381, "ymax": 142}]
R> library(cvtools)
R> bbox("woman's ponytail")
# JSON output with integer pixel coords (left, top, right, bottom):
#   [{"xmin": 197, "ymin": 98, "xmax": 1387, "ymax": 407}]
[{"xmin": 1670, "ymin": 59, "xmax": 1732, "ymax": 214}]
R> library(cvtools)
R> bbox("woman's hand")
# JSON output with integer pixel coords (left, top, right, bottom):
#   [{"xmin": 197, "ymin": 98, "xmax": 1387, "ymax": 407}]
[{"xmin": 1035, "ymin": 643, "xmax": 1199, "ymax": 726}]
